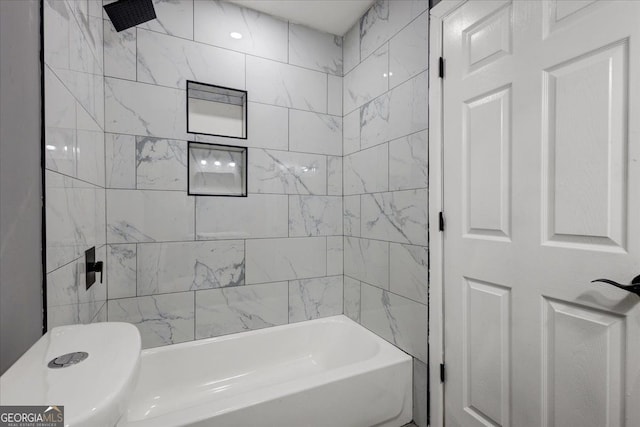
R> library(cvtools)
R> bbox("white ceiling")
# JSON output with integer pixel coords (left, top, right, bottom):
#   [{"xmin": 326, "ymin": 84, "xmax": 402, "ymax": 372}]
[{"xmin": 227, "ymin": 0, "xmax": 375, "ymax": 36}]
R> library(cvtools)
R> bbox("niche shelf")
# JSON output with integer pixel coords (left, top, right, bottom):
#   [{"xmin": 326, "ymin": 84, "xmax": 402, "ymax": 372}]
[
  {"xmin": 188, "ymin": 142, "xmax": 247, "ymax": 197},
  {"xmin": 186, "ymin": 80, "xmax": 247, "ymax": 139}
]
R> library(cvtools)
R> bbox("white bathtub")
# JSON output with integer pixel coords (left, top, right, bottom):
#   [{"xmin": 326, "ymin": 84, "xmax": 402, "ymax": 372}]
[{"xmin": 117, "ymin": 315, "xmax": 412, "ymax": 427}]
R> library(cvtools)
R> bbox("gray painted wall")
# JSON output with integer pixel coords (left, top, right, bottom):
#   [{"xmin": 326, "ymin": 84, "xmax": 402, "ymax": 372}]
[{"xmin": 0, "ymin": 0, "xmax": 43, "ymax": 374}]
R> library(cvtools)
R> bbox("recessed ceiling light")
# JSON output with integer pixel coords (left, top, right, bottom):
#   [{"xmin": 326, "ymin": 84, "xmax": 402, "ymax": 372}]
[
  {"xmin": 228, "ymin": 162, "xmax": 236, "ymax": 168},
  {"xmin": 200, "ymin": 160, "xmax": 207, "ymax": 165},
  {"xmin": 214, "ymin": 161, "xmax": 221, "ymax": 166},
  {"xmin": 230, "ymin": 32, "xmax": 242, "ymax": 40}
]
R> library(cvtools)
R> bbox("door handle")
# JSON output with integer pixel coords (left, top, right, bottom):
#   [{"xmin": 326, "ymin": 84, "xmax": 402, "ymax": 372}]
[{"xmin": 591, "ymin": 274, "xmax": 640, "ymax": 297}]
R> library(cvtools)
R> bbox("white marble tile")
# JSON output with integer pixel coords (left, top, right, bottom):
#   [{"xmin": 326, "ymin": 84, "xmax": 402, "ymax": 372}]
[
  {"xmin": 195, "ymin": 282, "xmax": 288, "ymax": 339},
  {"xmin": 45, "ymin": 67, "xmax": 75, "ymax": 132},
  {"xmin": 360, "ymin": 71, "xmax": 428, "ymax": 149},
  {"xmin": 328, "ymin": 75, "xmax": 342, "ymax": 117},
  {"xmin": 69, "ymin": 12, "xmax": 103, "ymax": 75},
  {"xmin": 107, "ymin": 293, "xmax": 195, "ymax": 349},
  {"xmin": 196, "ymin": 194, "xmax": 288, "ymax": 240},
  {"xmin": 92, "ymin": 302, "xmax": 108, "ymax": 323},
  {"xmin": 248, "ymin": 149, "xmax": 327, "ymax": 195},
  {"xmin": 247, "ymin": 102, "xmax": 288, "ymax": 150},
  {"xmin": 413, "ymin": 358, "xmax": 429, "ymax": 427},
  {"xmin": 344, "ymin": 143, "xmax": 389, "ymax": 195},
  {"xmin": 246, "ymin": 56, "xmax": 327, "ymax": 113},
  {"xmin": 105, "ymin": 133, "xmax": 136, "ymax": 189},
  {"xmin": 194, "ymin": 0, "xmax": 288, "ymax": 62},
  {"xmin": 48, "ymin": 300, "xmax": 105, "ymax": 330},
  {"xmin": 76, "ymin": 128, "xmax": 105, "ymax": 187},
  {"xmin": 327, "ymin": 156, "xmax": 342, "ymax": 196},
  {"xmin": 105, "ymin": 77, "xmax": 186, "ymax": 140},
  {"xmin": 360, "ymin": 283, "xmax": 427, "ymax": 362},
  {"xmin": 343, "ymin": 109, "xmax": 361, "ymax": 155},
  {"xmin": 344, "ymin": 276, "xmax": 361, "ymax": 322},
  {"xmin": 103, "ymin": 20, "xmax": 136, "ymax": 80},
  {"xmin": 45, "ymin": 127, "xmax": 76, "ymax": 178},
  {"xmin": 327, "ymin": 236, "xmax": 343, "ymax": 276},
  {"xmin": 46, "ymin": 171, "xmax": 106, "ymax": 272},
  {"xmin": 53, "ymin": 68, "xmax": 104, "ymax": 130},
  {"xmin": 344, "ymin": 195, "xmax": 361, "ymax": 237},
  {"xmin": 390, "ymin": 243, "xmax": 427, "ymax": 304},
  {"xmin": 245, "ymin": 237, "xmax": 327, "ymax": 284},
  {"xmin": 107, "ymin": 189, "xmax": 194, "ymax": 243},
  {"xmin": 343, "ymin": 23, "xmax": 361, "ymax": 75},
  {"xmin": 88, "ymin": 0, "xmax": 102, "ymax": 18},
  {"xmin": 389, "ymin": 12, "xmax": 428, "ymax": 89},
  {"xmin": 47, "ymin": 245, "xmax": 107, "ymax": 308},
  {"xmin": 138, "ymin": 0, "xmax": 194, "ymax": 39},
  {"xmin": 137, "ymin": 240, "xmax": 244, "ymax": 295},
  {"xmin": 289, "ymin": 23, "xmax": 342, "ymax": 75},
  {"xmin": 360, "ymin": 0, "xmax": 429, "ymax": 60},
  {"xmin": 136, "ymin": 137, "xmax": 187, "ymax": 191},
  {"xmin": 361, "ymin": 189, "xmax": 428, "ymax": 245},
  {"xmin": 344, "ymin": 44, "xmax": 388, "ymax": 114},
  {"xmin": 344, "ymin": 237, "xmax": 389, "ymax": 289},
  {"xmin": 289, "ymin": 196, "xmax": 342, "ymax": 237},
  {"xmin": 289, "ymin": 110, "xmax": 342, "ymax": 156},
  {"xmin": 44, "ymin": 0, "xmax": 70, "ymax": 70},
  {"xmin": 289, "ymin": 276, "xmax": 343, "ymax": 323},
  {"xmin": 137, "ymin": 28, "xmax": 245, "ymax": 90},
  {"xmin": 389, "ymin": 131, "xmax": 428, "ymax": 191},
  {"xmin": 107, "ymin": 244, "xmax": 137, "ymax": 299}
]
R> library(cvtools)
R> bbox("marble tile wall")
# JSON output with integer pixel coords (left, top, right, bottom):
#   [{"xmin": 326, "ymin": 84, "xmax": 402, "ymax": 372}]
[
  {"xmin": 44, "ymin": 2, "xmax": 430, "ymax": 424},
  {"xmin": 100, "ymin": 0, "xmax": 344, "ymax": 349},
  {"xmin": 342, "ymin": 2, "xmax": 429, "ymax": 426},
  {"xmin": 44, "ymin": 0, "xmax": 107, "ymax": 329}
]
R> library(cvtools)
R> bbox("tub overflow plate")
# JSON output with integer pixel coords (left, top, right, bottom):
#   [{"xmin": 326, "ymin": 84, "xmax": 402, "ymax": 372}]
[{"xmin": 48, "ymin": 352, "xmax": 89, "ymax": 368}]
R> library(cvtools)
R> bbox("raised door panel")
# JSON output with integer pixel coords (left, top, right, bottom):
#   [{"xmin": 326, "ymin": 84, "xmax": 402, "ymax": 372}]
[{"xmin": 542, "ymin": 40, "xmax": 628, "ymax": 251}]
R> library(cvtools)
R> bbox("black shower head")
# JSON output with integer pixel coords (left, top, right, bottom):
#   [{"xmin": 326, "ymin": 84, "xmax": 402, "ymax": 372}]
[{"xmin": 104, "ymin": 0, "xmax": 157, "ymax": 32}]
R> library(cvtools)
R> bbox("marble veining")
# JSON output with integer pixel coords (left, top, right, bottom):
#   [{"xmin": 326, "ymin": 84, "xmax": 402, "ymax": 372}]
[
  {"xmin": 106, "ymin": 189, "xmax": 194, "ymax": 243},
  {"xmin": 136, "ymin": 137, "xmax": 187, "ymax": 191},
  {"xmin": 360, "ymin": 71, "xmax": 428, "ymax": 150},
  {"xmin": 248, "ymin": 149, "xmax": 327, "ymax": 195},
  {"xmin": 137, "ymin": 241, "xmax": 244, "ymax": 296},
  {"xmin": 289, "ymin": 196, "xmax": 343, "ymax": 237},
  {"xmin": 344, "ymin": 195, "xmax": 362, "ymax": 237},
  {"xmin": 107, "ymin": 244, "xmax": 137, "ymax": 299},
  {"xmin": 289, "ymin": 23, "xmax": 343, "ymax": 75},
  {"xmin": 344, "ymin": 236, "xmax": 389, "ymax": 289},
  {"xmin": 389, "ymin": 131, "xmax": 428, "ymax": 191},
  {"xmin": 107, "ymin": 293, "xmax": 195, "ymax": 349},
  {"xmin": 245, "ymin": 237, "xmax": 327, "ymax": 284},
  {"xmin": 360, "ymin": 283, "xmax": 427, "ymax": 362},
  {"xmin": 361, "ymin": 189, "xmax": 428, "ymax": 246},
  {"xmin": 289, "ymin": 276, "xmax": 343, "ymax": 323},
  {"xmin": 344, "ymin": 276, "xmax": 362, "ymax": 322},
  {"xmin": 195, "ymin": 282, "xmax": 288, "ymax": 339},
  {"xmin": 138, "ymin": 0, "xmax": 194, "ymax": 40},
  {"xmin": 289, "ymin": 110, "xmax": 342, "ymax": 156},
  {"xmin": 137, "ymin": 28, "xmax": 245, "ymax": 90},
  {"xmin": 106, "ymin": 133, "xmax": 136, "ymax": 189},
  {"xmin": 103, "ymin": 21, "xmax": 136, "ymax": 80}
]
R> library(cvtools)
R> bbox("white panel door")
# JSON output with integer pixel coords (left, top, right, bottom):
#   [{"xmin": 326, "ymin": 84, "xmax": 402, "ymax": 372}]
[{"xmin": 442, "ymin": 1, "xmax": 640, "ymax": 426}]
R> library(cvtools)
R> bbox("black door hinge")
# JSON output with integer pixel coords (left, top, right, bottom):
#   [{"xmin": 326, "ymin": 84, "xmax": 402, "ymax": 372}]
[
  {"xmin": 440, "ymin": 363, "xmax": 446, "ymax": 382},
  {"xmin": 438, "ymin": 57, "xmax": 445, "ymax": 78},
  {"xmin": 439, "ymin": 212, "xmax": 445, "ymax": 232}
]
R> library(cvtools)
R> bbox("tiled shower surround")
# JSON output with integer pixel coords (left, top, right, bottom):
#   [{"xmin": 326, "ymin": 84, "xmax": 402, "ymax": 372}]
[
  {"xmin": 44, "ymin": 1, "xmax": 428, "ymax": 425},
  {"xmin": 342, "ymin": 2, "xmax": 429, "ymax": 425}
]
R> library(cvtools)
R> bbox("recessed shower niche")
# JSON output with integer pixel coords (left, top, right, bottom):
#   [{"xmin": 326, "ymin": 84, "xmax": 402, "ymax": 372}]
[
  {"xmin": 186, "ymin": 81, "xmax": 247, "ymax": 139},
  {"xmin": 188, "ymin": 142, "xmax": 247, "ymax": 197}
]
